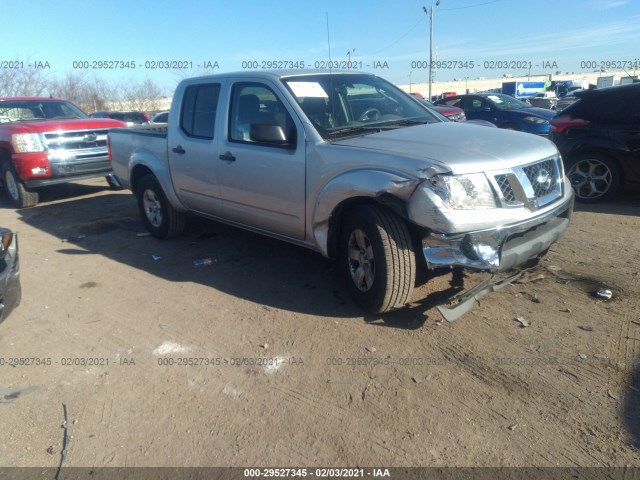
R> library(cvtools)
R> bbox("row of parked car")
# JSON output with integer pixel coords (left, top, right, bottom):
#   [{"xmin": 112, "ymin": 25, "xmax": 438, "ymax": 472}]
[
  {"xmin": 89, "ymin": 110, "xmax": 168, "ymax": 125},
  {"xmin": 427, "ymin": 83, "xmax": 640, "ymax": 203}
]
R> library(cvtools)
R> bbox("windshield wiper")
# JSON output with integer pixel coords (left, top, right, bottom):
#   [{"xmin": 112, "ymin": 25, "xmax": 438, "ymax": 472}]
[{"xmin": 327, "ymin": 118, "xmax": 431, "ymax": 138}]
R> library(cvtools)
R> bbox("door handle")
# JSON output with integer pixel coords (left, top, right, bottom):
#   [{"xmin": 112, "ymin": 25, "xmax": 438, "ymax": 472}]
[
  {"xmin": 172, "ymin": 145, "xmax": 186, "ymax": 154},
  {"xmin": 219, "ymin": 152, "xmax": 236, "ymax": 162}
]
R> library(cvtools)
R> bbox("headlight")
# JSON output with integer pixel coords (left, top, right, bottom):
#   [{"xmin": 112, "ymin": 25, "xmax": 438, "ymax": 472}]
[
  {"xmin": 11, "ymin": 133, "xmax": 46, "ymax": 153},
  {"xmin": 430, "ymin": 173, "xmax": 497, "ymax": 209},
  {"xmin": 522, "ymin": 116, "xmax": 548, "ymax": 124}
]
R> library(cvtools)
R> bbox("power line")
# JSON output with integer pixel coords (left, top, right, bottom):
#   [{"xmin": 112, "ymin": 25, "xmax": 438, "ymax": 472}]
[{"xmin": 368, "ymin": 15, "xmax": 427, "ymax": 55}]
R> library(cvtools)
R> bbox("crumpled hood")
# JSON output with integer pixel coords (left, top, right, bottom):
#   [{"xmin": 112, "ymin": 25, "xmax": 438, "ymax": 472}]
[{"xmin": 331, "ymin": 122, "xmax": 558, "ymax": 175}]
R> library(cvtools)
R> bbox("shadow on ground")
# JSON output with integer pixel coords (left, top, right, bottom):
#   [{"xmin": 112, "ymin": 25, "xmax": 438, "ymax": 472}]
[{"xmin": 4, "ymin": 184, "xmax": 455, "ymax": 328}]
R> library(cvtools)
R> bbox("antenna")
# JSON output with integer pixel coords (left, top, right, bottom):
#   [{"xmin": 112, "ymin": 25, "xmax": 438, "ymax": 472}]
[
  {"xmin": 326, "ymin": 12, "xmax": 332, "ymax": 69},
  {"xmin": 326, "ymin": 12, "xmax": 336, "ymax": 132}
]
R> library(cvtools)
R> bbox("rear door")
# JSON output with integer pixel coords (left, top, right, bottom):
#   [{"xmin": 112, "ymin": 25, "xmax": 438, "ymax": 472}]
[
  {"xmin": 218, "ymin": 81, "xmax": 306, "ymax": 240},
  {"xmin": 168, "ymin": 81, "xmax": 224, "ymax": 216}
]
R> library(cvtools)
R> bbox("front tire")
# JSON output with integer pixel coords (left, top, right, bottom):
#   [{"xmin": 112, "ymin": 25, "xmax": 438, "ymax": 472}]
[
  {"xmin": 566, "ymin": 152, "xmax": 622, "ymax": 203},
  {"xmin": 136, "ymin": 174, "xmax": 186, "ymax": 239},
  {"xmin": 2, "ymin": 163, "xmax": 39, "ymax": 208},
  {"xmin": 339, "ymin": 204, "xmax": 416, "ymax": 314}
]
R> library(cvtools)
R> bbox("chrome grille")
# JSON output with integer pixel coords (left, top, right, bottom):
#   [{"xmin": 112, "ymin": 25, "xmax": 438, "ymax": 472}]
[
  {"xmin": 495, "ymin": 174, "xmax": 516, "ymax": 203},
  {"xmin": 43, "ymin": 129, "xmax": 109, "ymax": 157},
  {"xmin": 491, "ymin": 156, "xmax": 563, "ymax": 210}
]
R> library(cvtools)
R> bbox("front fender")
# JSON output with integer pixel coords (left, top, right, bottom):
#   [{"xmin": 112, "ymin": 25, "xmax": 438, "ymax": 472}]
[{"xmin": 310, "ymin": 169, "xmax": 423, "ymax": 258}]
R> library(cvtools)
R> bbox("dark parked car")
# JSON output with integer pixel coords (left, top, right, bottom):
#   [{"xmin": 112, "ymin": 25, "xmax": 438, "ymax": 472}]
[
  {"xmin": 150, "ymin": 111, "xmax": 169, "ymax": 123},
  {"xmin": 550, "ymin": 83, "xmax": 640, "ymax": 202},
  {"xmin": 435, "ymin": 93, "xmax": 555, "ymax": 135},
  {"xmin": 0, "ymin": 228, "xmax": 20, "ymax": 324},
  {"xmin": 90, "ymin": 110, "xmax": 150, "ymax": 126}
]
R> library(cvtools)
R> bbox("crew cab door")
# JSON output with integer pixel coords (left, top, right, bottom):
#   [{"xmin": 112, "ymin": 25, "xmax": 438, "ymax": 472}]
[
  {"xmin": 218, "ymin": 81, "xmax": 305, "ymax": 240},
  {"xmin": 168, "ymin": 81, "xmax": 224, "ymax": 216}
]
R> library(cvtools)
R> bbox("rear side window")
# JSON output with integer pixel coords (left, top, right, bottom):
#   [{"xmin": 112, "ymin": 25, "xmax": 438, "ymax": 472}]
[
  {"xmin": 572, "ymin": 91, "xmax": 632, "ymax": 122},
  {"xmin": 181, "ymin": 83, "xmax": 221, "ymax": 138}
]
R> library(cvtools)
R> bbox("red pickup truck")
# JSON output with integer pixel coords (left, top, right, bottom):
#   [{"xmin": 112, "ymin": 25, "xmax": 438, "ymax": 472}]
[{"xmin": 0, "ymin": 97, "xmax": 126, "ymax": 208}]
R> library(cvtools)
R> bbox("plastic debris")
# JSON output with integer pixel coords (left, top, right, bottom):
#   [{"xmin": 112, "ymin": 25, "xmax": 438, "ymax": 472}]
[
  {"xmin": 62, "ymin": 234, "xmax": 86, "ymax": 243},
  {"xmin": 594, "ymin": 288, "xmax": 613, "ymax": 300},
  {"xmin": 193, "ymin": 257, "xmax": 212, "ymax": 267},
  {"xmin": 365, "ymin": 346, "xmax": 376, "ymax": 353},
  {"xmin": 151, "ymin": 255, "xmax": 161, "ymax": 261},
  {"xmin": 514, "ymin": 316, "xmax": 531, "ymax": 328},
  {"xmin": 578, "ymin": 325, "xmax": 594, "ymax": 332}
]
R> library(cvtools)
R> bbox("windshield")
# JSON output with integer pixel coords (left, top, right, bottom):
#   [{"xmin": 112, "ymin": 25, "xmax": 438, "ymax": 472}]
[
  {"xmin": 485, "ymin": 94, "xmax": 530, "ymax": 111},
  {"xmin": 0, "ymin": 99, "xmax": 88, "ymax": 123},
  {"xmin": 282, "ymin": 73, "xmax": 441, "ymax": 139}
]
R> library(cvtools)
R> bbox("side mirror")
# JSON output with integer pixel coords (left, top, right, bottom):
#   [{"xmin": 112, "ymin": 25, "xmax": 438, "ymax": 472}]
[{"xmin": 250, "ymin": 123, "xmax": 294, "ymax": 148}]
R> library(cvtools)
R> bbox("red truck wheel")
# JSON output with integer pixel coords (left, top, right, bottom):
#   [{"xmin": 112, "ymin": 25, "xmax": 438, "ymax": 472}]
[{"xmin": 2, "ymin": 163, "xmax": 39, "ymax": 208}]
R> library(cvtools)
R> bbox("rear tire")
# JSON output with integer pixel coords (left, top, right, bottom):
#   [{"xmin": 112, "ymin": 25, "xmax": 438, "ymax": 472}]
[
  {"xmin": 339, "ymin": 204, "xmax": 415, "ymax": 314},
  {"xmin": 136, "ymin": 174, "xmax": 186, "ymax": 239},
  {"xmin": 2, "ymin": 163, "xmax": 39, "ymax": 208},
  {"xmin": 566, "ymin": 152, "xmax": 622, "ymax": 203}
]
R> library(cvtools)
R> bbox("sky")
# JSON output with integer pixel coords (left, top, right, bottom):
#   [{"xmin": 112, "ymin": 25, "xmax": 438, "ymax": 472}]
[{"xmin": 1, "ymin": 0, "xmax": 639, "ymax": 94}]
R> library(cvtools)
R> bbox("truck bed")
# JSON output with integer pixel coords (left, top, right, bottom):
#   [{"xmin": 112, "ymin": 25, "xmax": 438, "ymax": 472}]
[{"xmin": 109, "ymin": 124, "xmax": 169, "ymax": 190}]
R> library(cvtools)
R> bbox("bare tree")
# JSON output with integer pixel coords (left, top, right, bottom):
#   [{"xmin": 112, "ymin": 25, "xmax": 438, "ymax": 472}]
[
  {"xmin": 117, "ymin": 77, "xmax": 169, "ymax": 112},
  {"xmin": 1, "ymin": 66, "xmax": 170, "ymax": 114},
  {"xmin": 48, "ymin": 72, "xmax": 117, "ymax": 113},
  {"xmin": 0, "ymin": 67, "xmax": 49, "ymax": 97}
]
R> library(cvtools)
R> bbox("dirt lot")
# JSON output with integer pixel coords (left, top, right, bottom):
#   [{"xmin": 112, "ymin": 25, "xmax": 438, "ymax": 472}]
[{"xmin": 1, "ymin": 178, "xmax": 639, "ymax": 470}]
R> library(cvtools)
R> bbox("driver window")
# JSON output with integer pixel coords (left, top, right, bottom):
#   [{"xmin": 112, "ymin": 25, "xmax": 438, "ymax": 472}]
[{"xmin": 229, "ymin": 83, "xmax": 295, "ymax": 145}]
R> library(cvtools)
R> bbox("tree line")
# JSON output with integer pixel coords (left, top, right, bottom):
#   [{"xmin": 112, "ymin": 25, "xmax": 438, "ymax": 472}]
[{"xmin": 0, "ymin": 68, "xmax": 170, "ymax": 113}]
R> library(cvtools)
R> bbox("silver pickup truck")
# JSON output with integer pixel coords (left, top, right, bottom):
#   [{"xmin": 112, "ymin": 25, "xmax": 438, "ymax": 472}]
[{"xmin": 108, "ymin": 71, "xmax": 574, "ymax": 320}]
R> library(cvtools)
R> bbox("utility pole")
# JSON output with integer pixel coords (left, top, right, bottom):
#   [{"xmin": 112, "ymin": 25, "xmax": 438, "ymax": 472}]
[{"xmin": 423, "ymin": 1, "xmax": 440, "ymax": 101}]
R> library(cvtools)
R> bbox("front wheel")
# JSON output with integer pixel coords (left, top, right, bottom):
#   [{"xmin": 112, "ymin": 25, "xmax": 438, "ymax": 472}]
[
  {"xmin": 339, "ymin": 204, "xmax": 416, "ymax": 314},
  {"xmin": 136, "ymin": 174, "xmax": 186, "ymax": 238},
  {"xmin": 2, "ymin": 163, "xmax": 39, "ymax": 208}
]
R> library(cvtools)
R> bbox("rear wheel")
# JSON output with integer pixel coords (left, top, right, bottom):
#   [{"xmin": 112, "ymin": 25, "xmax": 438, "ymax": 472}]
[
  {"xmin": 339, "ymin": 204, "xmax": 415, "ymax": 314},
  {"xmin": 2, "ymin": 163, "xmax": 39, "ymax": 208},
  {"xmin": 136, "ymin": 174, "xmax": 186, "ymax": 238},
  {"xmin": 566, "ymin": 153, "xmax": 622, "ymax": 203}
]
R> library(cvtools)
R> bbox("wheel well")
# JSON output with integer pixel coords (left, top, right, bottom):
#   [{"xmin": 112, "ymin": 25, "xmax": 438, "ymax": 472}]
[
  {"xmin": 130, "ymin": 165, "xmax": 154, "ymax": 195},
  {"xmin": 325, "ymin": 194, "xmax": 410, "ymax": 259},
  {"xmin": 0, "ymin": 147, "xmax": 10, "ymax": 165}
]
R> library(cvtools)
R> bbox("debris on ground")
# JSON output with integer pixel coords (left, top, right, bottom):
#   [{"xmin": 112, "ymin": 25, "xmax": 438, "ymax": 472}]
[
  {"xmin": 193, "ymin": 258, "xmax": 213, "ymax": 267},
  {"xmin": 514, "ymin": 316, "xmax": 531, "ymax": 328},
  {"xmin": 594, "ymin": 289, "xmax": 613, "ymax": 300}
]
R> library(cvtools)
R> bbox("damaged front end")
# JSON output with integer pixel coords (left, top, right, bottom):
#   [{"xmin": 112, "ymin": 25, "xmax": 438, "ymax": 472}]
[{"xmin": 408, "ymin": 155, "xmax": 575, "ymax": 321}]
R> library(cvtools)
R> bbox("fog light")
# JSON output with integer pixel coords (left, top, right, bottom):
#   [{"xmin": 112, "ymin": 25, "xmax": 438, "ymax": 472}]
[{"xmin": 31, "ymin": 167, "xmax": 48, "ymax": 175}]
